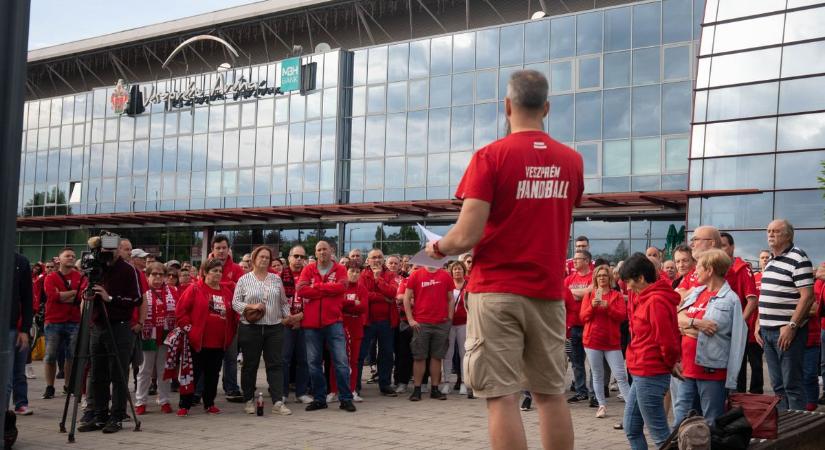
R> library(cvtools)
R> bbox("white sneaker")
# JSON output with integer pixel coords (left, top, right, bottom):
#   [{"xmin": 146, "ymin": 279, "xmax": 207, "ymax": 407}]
[
  {"xmin": 272, "ymin": 401, "xmax": 292, "ymax": 415},
  {"xmin": 244, "ymin": 400, "xmax": 255, "ymax": 414},
  {"xmin": 596, "ymin": 405, "xmax": 607, "ymax": 418},
  {"xmin": 394, "ymin": 383, "xmax": 407, "ymax": 394},
  {"xmin": 297, "ymin": 394, "xmax": 314, "ymax": 404},
  {"xmin": 459, "ymin": 384, "xmax": 468, "ymax": 395},
  {"xmin": 617, "ymin": 393, "xmax": 624, "ymax": 402},
  {"xmin": 326, "ymin": 392, "xmax": 338, "ymax": 403},
  {"xmin": 352, "ymin": 393, "xmax": 364, "ymax": 402},
  {"xmin": 421, "ymin": 383, "xmax": 430, "ymax": 393},
  {"xmin": 237, "ymin": 352, "xmax": 243, "ymax": 364},
  {"xmin": 439, "ymin": 383, "xmax": 451, "ymax": 395},
  {"xmin": 25, "ymin": 366, "xmax": 36, "ymax": 379}
]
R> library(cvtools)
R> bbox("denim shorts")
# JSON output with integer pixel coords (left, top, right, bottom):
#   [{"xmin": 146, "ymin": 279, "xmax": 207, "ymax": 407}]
[{"xmin": 44, "ymin": 322, "xmax": 80, "ymax": 363}]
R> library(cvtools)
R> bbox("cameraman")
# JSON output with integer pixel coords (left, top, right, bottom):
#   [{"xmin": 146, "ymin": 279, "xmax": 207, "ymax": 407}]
[{"xmin": 78, "ymin": 238, "xmax": 143, "ymax": 434}]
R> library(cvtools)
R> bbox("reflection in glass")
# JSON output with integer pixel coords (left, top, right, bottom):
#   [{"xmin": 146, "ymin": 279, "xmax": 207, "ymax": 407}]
[
  {"xmin": 321, "ymin": 119, "xmax": 336, "ymax": 160},
  {"xmin": 453, "ymin": 33, "xmax": 475, "ymax": 72},
  {"xmin": 777, "ymin": 113, "xmax": 825, "ymax": 151},
  {"xmin": 407, "ymin": 111, "xmax": 427, "ymax": 154},
  {"xmin": 451, "ymin": 106, "xmax": 473, "ymax": 151},
  {"xmin": 603, "ymin": 88, "xmax": 631, "ymax": 139},
  {"xmin": 577, "ymin": 12, "xmax": 603, "ymax": 55},
  {"xmin": 578, "ymin": 57, "xmax": 601, "ymax": 89},
  {"xmin": 474, "ymin": 103, "xmax": 497, "ymax": 148},
  {"xmin": 663, "ymin": 45, "xmax": 690, "ymax": 81},
  {"xmin": 304, "ymin": 121, "xmax": 321, "ymax": 161},
  {"xmin": 701, "ymin": 193, "xmax": 773, "ymax": 230},
  {"xmin": 551, "ymin": 61, "xmax": 572, "ymax": 92},
  {"xmin": 633, "ymin": 3, "xmax": 661, "ymax": 47},
  {"xmin": 662, "ymin": 81, "xmax": 691, "ymax": 135},
  {"xmin": 431, "ymin": 36, "xmax": 453, "ymax": 76},
  {"xmin": 549, "ymin": 95, "xmax": 574, "ymax": 142},
  {"xmin": 223, "ymin": 130, "xmax": 239, "ymax": 169},
  {"xmin": 775, "ymin": 190, "xmax": 825, "ymax": 228},
  {"xmin": 709, "ymin": 48, "xmax": 780, "ymax": 87},
  {"xmin": 716, "ymin": 0, "xmax": 784, "ymax": 22},
  {"xmin": 524, "ymin": 21, "xmax": 549, "ymax": 63},
  {"xmin": 662, "ymin": 173, "xmax": 687, "ymax": 190},
  {"xmin": 452, "ymin": 73, "xmax": 474, "ymax": 106},
  {"xmin": 700, "ymin": 25, "xmax": 715, "ymax": 56},
  {"xmin": 476, "ymin": 29, "xmax": 499, "ymax": 69},
  {"xmin": 386, "ymin": 113, "xmax": 407, "ymax": 156},
  {"xmin": 406, "ymin": 156, "xmax": 425, "ymax": 187},
  {"xmin": 387, "ymin": 81, "xmax": 407, "ymax": 113},
  {"xmin": 550, "ymin": 17, "xmax": 575, "ymax": 59},
  {"xmin": 427, "ymin": 154, "xmax": 449, "ymax": 186},
  {"xmin": 428, "ymin": 108, "xmax": 450, "ymax": 153},
  {"xmin": 289, "ymin": 94, "xmax": 305, "ymax": 122},
  {"xmin": 353, "ymin": 50, "xmax": 367, "ymax": 85},
  {"xmin": 603, "ymin": 140, "xmax": 630, "ymax": 176},
  {"xmin": 665, "ymin": 138, "xmax": 688, "ymax": 172},
  {"xmin": 604, "ymin": 7, "xmax": 631, "ymax": 52},
  {"xmin": 779, "ymin": 76, "xmax": 825, "ymax": 115},
  {"xmin": 576, "ymin": 143, "xmax": 599, "ymax": 176},
  {"xmin": 367, "ymin": 85, "xmax": 386, "ymax": 114},
  {"xmin": 476, "ymin": 70, "xmax": 496, "ymax": 101},
  {"xmin": 776, "ymin": 151, "xmax": 825, "ymax": 189},
  {"xmin": 706, "ymin": 82, "xmax": 778, "ymax": 122},
  {"xmin": 576, "ymin": 92, "xmax": 602, "ymax": 141},
  {"xmin": 385, "ymin": 157, "xmax": 404, "ymax": 189},
  {"xmin": 409, "ymin": 40, "xmax": 430, "ymax": 79},
  {"xmin": 785, "ymin": 7, "xmax": 825, "ymax": 43},
  {"xmin": 275, "ymin": 97, "xmax": 289, "ymax": 123},
  {"xmin": 633, "ymin": 47, "xmax": 660, "ymax": 85},
  {"xmin": 408, "ymin": 79, "xmax": 429, "ymax": 110},
  {"xmin": 368, "ymin": 46, "xmax": 388, "ymax": 84},
  {"xmin": 632, "ymin": 85, "xmax": 661, "ymax": 137},
  {"xmin": 500, "ymin": 25, "xmax": 523, "ymax": 66},
  {"xmin": 365, "ymin": 116, "xmax": 386, "ymax": 158},
  {"xmin": 288, "ymin": 123, "xmax": 305, "ymax": 162},
  {"xmin": 273, "ymin": 125, "xmax": 288, "ymax": 165},
  {"xmin": 450, "ymin": 151, "xmax": 472, "ymax": 185},
  {"xmin": 704, "ymin": 118, "xmax": 776, "ymax": 157},
  {"xmin": 632, "ymin": 175, "xmax": 660, "ymax": 191},
  {"xmin": 255, "ymin": 127, "xmax": 272, "ymax": 166},
  {"xmin": 602, "ymin": 176, "xmax": 630, "ymax": 193},
  {"xmin": 604, "ymin": 52, "xmax": 631, "ymax": 88},
  {"xmin": 703, "ymin": 155, "xmax": 774, "ymax": 191},
  {"xmin": 632, "ymin": 138, "xmax": 659, "ymax": 175},
  {"xmin": 388, "ymin": 43, "xmax": 409, "ymax": 82},
  {"xmin": 663, "ymin": 0, "xmax": 692, "ymax": 43},
  {"xmin": 712, "ymin": 14, "xmax": 784, "ymax": 54},
  {"xmin": 364, "ymin": 160, "xmax": 383, "ymax": 189},
  {"xmin": 430, "ymin": 76, "xmax": 451, "ymax": 108}
]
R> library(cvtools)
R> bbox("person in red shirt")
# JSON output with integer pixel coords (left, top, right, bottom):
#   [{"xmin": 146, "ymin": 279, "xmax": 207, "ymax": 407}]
[
  {"xmin": 356, "ymin": 249, "xmax": 399, "ymax": 397},
  {"xmin": 672, "ymin": 245, "xmax": 695, "ymax": 290},
  {"xmin": 280, "ymin": 245, "xmax": 313, "ymax": 404},
  {"xmin": 564, "ymin": 249, "xmax": 593, "ymax": 403},
  {"xmin": 425, "ymin": 70, "xmax": 581, "ymax": 449},
  {"xmin": 815, "ymin": 265, "xmax": 825, "ymax": 405},
  {"xmin": 677, "ymin": 226, "xmax": 722, "ymax": 300},
  {"xmin": 403, "ymin": 265, "xmax": 455, "ymax": 401},
  {"xmin": 618, "ymin": 253, "xmax": 681, "ymax": 450},
  {"xmin": 207, "ymin": 234, "xmax": 244, "ymax": 402},
  {"xmin": 297, "ymin": 240, "xmax": 356, "ymax": 412},
  {"xmin": 41, "ymin": 247, "xmax": 81, "ymax": 399},
  {"xmin": 329, "ymin": 261, "xmax": 368, "ymax": 400},
  {"xmin": 752, "ymin": 250, "xmax": 771, "ymax": 292},
  {"xmin": 720, "ymin": 232, "xmax": 763, "ymax": 395},
  {"xmin": 174, "ymin": 258, "xmax": 238, "ymax": 416},
  {"xmin": 393, "ymin": 269, "xmax": 414, "ymax": 394},
  {"xmin": 565, "ymin": 236, "xmax": 595, "ymax": 276},
  {"xmin": 580, "ymin": 265, "xmax": 629, "ymax": 419},
  {"xmin": 441, "ymin": 260, "xmax": 469, "ymax": 396}
]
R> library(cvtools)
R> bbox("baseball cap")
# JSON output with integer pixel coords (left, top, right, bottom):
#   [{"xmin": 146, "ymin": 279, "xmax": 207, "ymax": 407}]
[
  {"xmin": 131, "ymin": 249, "xmax": 149, "ymax": 258},
  {"xmin": 165, "ymin": 260, "xmax": 181, "ymax": 268}
]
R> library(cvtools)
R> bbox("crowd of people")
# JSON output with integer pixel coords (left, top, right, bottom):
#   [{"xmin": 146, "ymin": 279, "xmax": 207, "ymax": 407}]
[{"xmin": 5, "ymin": 69, "xmax": 825, "ymax": 450}]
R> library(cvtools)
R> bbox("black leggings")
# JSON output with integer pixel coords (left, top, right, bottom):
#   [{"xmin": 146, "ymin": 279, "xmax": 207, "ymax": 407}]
[{"xmin": 180, "ymin": 347, "xmax": 224, "ymax": 409}]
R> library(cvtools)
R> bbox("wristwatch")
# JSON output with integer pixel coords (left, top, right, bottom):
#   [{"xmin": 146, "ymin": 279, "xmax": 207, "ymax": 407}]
[{"xmin": 788, "ymin": 321, "xmax": 798, "ymax": 330}]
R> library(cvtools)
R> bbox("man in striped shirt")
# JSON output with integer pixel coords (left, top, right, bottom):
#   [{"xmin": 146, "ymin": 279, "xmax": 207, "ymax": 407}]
[{"xmin": 756, "ymin": 219, "xmax": 815, "ymax": 411}]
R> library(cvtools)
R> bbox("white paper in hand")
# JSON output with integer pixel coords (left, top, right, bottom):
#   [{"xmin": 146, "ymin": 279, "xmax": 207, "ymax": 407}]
[{"xmin": 410, "ymin": 223, "xmax": 451, "ymax": 268}]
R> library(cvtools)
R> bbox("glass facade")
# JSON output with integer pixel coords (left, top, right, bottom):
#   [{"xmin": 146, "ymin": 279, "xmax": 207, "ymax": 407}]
[{"xmin": 690, "ymin": 0, "xmax": 825, "ymax": 265}]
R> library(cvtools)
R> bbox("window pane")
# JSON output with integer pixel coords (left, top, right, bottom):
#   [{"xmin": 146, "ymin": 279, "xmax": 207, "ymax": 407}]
[
  {"xmin": 430, "ymin": 75, "xmax": 451, "ymax": 108},
  {"xmin": 578, "ymin": 57, "xmax": 601, "ymax": 89},
  {"xmin": 499, "ymin": 25, "xmax": 523, "ymax": 66},
  {"xmin": 663, "ymin": 0, "xmax": 692, "ymax": 43},
  {"xmin": 576, "ymin": 143, "xmax": 599, "ymax": 176},
  {"xmin": 785, "ymin": 7, "xmax": 825, "ymax": 43},
  {"xmin": 524, "ymin": 21, "xmax": 549, "ymax": 63},
  {"xmin": 710, "ymin": 48, "xmax": 781, "ymax": 87},
  {"xmin": 255, "ymin": 127, "xmax": 271, "ymax": 166},
  {"xmin": 368, "ymin": 46, "xmax": 388, "ymax": 84},
  {"xmin": 716, "ymin": 0, "xmax": 785, "ymax": 21},
  {"xmin": 703, "ymin": 155, "xmax": 774, "ymax": 190},
  {"xmin": 548, "ymin": 95, "xmax": 574, "ymax": 142},
  {"xmin": 353, "ymin": 50, "xmax": 367, "ymax": 85},
  {"xmin": 604, "ymin": 7, "xmax": 631, "ymax": 51},
  {"xmin": 273, "ymin": 125, "xmax": 288, "ymax": 165},
  {"xmin": 406, "ymin": 156, "xmax": 425, "ymax": 187},
  {"xmin": 779, "ymin": 76, "xmax": 825, "ymax": 115},
  {"xmin": 275, "ymin": 97, "xmax": 289, "ymax": 123},
  {"xmin": 663, "ymin": 45, "xmax": 690, "ymax": 81},
  {"xmin": 551, "ymin": 61, "xmax": 572, "ymax": 92},
  {"xmin": 782, "ymin": 41, "xmax": 825, "ymax": 78},
  {"xmin": 632, "ymin": 85, "xmax": 661, "ymax": 137},
  {"xmin": 604, "ymin": 51, "xmax": 631, "ymax": 88},
  {"xmin": 665, "ymin": 137, "xmax": 688, "ymax": 172},
  {"xmin": 256, "ymin": 98, "xmax": 273, "ymax": 127},
  {"xmin": 662, "ymin": 81, "xmax": 691, "ymax": 135},
  {"xmin": 476, "ymin": 29, "xmax": 499, "ymax": 69},
  {"xmin": 603, "ymin": 88, "xmax": 630, "ymax": 139},
  {"xmin": 476, "ymin": 70, "xmax": 497, "ymax": 101},
  {"xmin": 431, "ymin": 36, "xmax": 452, "ymax": 76},
  {"xmin": 427, "ymin": 154, "xmax": 449, "ymax": 186},
  {"xmin": 474, "ymin": 103, "xmax": 497, "ymax": 148},
  {"xmin": 575, "ymin": 92, "xmax": 602, "ymax": 141},
  {"xmin": 388, "ymin": 43, "xmax": 409, "ymax": 82},
  {"xmin": 633, "ymin": 47, "xmax": 660, "ymax": 85},
  {"xmin": 407, "ymin": 111, "xmax": 427, "ymax": 154},
  {"xmin": 453, "ymin": 33, "xmax": 475, "ymax": 72},
  {"xmin": 304, "ymin": 121, "xmax": 321, "ymax": 161},
  {"xmin": 776, "ymin": 151, "xmax": 825, "ymax": 189},
  {"xmin": 408, "ymin": 79, "xmax": 428, "ymax": 110},
  {"xmin": 288, "ymin": 123, "xmax": 304, "ymax": 162},
  {"xmin": 706, "ymin": 82, "xmax": 778, "ymax": 121},
  {"xmin": 775, "ymin": 190, "xmax": 825, "ymax": 228},
  {"xmin": 387, "ymin": 81, "xmax": 407, "ymax": 113},
  {"xmin": 365, "ymin": 116, "xmax": 385, "ymax": 158},
  {"xmin": 704, "ymin": 118, "xmax": 776, "ymax": 157},
  {"xmin": 409, "ymin": 40, "xmax": 430, "ymax": 79},
  {"xmin": 777, "ymin": 112, "xmax": 825, "ymax": 151},
  {"xmin": 428, "ymin": 108, "xmax": 450, "ymax": 153},
  {"xmin": 603, "ymin": 140, "xmax": 630, "ymax": 176},
  {"xmin": 550, "ymin": 17, "xmax": 575, "ymax": 59},
  {"xmin": 633, "ymin": 3, "xmax": 661, "ymax": 48},
  {"xmin": 223, "ymin": 130, "xmax": 239, "ymax": 169},
  {"xmin": 702, "ymin": 193, "xmax": 774, "ymax": 229},
  {"xmin": 367, "ymin": 85, "xmax": 386, "ymax": 114},
  {"xmin": 632, "ymin": 138, "xmax": 659, "ymax": 175},
  {"xmin": 450, "ymin": 106, "xmax": 473, "ymax": 151},
  {"xmin": 577, "ymin": 12, "xmax": 602, "ymax": 55},
  {"xmin": 289, "ymin": 94, "xmax": 305, "ymax": 122},
  {"xmin": 712, "ymin": 14, "xmax": 784, "ymax": 54},
  {"xmin": 386, "ymin": 113, "xmax": 406, "ymax": 156},
  {"xmin": 498, "ymin": 67, "xmax": 519, "ymax": 101},
  {"xmin": 452, "ymin": 72, "xmax": 474, "ymax": 106}
]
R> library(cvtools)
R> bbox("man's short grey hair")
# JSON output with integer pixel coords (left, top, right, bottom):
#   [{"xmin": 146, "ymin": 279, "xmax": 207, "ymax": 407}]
[
  {"xmin": 776, "ymin": 219, "xmax": 795, "ymax": 241},
  {"xmin": 506, "ymin": 70, "xmax": 548, "ymax": 111}
]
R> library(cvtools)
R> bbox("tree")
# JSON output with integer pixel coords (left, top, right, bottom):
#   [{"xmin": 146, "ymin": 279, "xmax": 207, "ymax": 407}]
[{"xmin": 22, "ymin": 187, "xmax": 72, "ymax": 217}]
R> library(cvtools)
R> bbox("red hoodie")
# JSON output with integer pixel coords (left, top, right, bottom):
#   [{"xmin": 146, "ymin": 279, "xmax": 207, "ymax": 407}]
[
  {"xmin": 219, "ymin": 256, "xmax": 244, "ymax": 290},
  {"xmin": 580, "ymin": 289, "xmax": 626, "ymax": 351},
  {"xmin": 297, "ymin": 261, "xmax": 347, "ymax": 329},
  {"xmin": 175, "ymin": 280, "xmax": 238, "ymax": 352},
  {"xmin": 725, "ymin": 257, "xmax": 759, "ymax": 344},
  {"xmin": 626, "ymin": 278, "xmax": 681, "ymax": 377},
  {"xmin": 343, "ymin": 281, "xmax": 369, "ymax": 337},
  {"xmin": 359, "ymin": 267, "xmax": 400, "ymax": 326}
]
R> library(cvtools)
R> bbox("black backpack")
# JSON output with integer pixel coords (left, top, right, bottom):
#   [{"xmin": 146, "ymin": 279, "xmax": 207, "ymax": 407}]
[
  {"xmin": 4, "ymin": 410, "xmax": 17, "ymax": 449},
  {"xmin": 710, "ymin": 407, "xmax": 752, "ymax": 450}
]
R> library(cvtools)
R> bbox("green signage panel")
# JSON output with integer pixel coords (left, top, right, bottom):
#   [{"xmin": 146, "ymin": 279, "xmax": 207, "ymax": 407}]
[{"xmin": 281, "ymin": 57, "xmax": 301, "ymax": 92}]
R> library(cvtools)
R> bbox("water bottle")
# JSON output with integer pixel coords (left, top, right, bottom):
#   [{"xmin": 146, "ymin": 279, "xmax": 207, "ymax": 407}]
[{"xmin": 256, "ymin": 392, "xmax": 264, "ymax": 416}]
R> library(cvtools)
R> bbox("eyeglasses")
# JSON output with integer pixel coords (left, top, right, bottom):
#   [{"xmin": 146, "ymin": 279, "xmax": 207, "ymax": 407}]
[{"xmin": 290, "ymin": 254, "xmax": 306, "ymax": 259}]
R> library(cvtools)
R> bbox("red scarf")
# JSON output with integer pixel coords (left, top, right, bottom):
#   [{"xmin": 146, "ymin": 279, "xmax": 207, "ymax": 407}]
[
  {"xmin": 143, "ymin": 285, "xmax": 176, "ymax": 342},
  {"xmin": 163, "ymin": 325, "xmax": 193, "ymax": 395},
  {"xmin": 281, "ymin": 268, "xmax": 303, "ymax": 314}
]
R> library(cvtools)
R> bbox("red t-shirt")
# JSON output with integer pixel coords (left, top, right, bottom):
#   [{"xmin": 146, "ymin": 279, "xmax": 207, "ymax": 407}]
[
  {"xmin": 677, "ymin": 269, "xmax": 700, "ymax": 291},
  {"xmin": 681, "ymin": 290, "xmax": 726, "ymax": 381},
  {"xmin": 202, "ymin": 285, "xmax": 229, "ymax": 349},
  {"xmin": 816, "ymin": 279, "xmax": 825, "ymax": 330},
  {"xmin": 397, "ymin": 277, "xmax": 409, "ymax": 322},
  {"xmin": 406, "ymin": 269, "xmax": 455, "ymax": 324},
  {"xmin": 725, "ymin": 257, "xmax": 759, "ymax": 343},
  {"xmin": 455, "ymin": 130, "xmax": 583, "ymax": 301},
  {"xmin": 43, "ymin": 270, "xmax": 82, "ymax": 324},
  {"xmin": 564, "ymin": 271, "xmax": 592, "ymax": 328}
]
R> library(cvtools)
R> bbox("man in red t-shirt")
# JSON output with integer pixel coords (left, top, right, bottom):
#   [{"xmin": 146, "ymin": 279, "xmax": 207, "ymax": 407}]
[
  {"xmin": 677, "ymin": 226, "xmax": 722, "ymax": 300},
  {"xmin": 403, "ymin": 266, "xmax": 455, "ymax": 401},
  {"xmin": 208, "ymin": 234, "xmax": 244, "ymax": 401},
  {"xmin": 564, "ymin": 250, "xmax": 593, "ymax": 403},
  {"xmin": 42, "ymin": 247, "xmax": 81, "ymax": 399},
  {"xmin": 426, "ymin": 70, "xmax": 582, "ymax": 449}
]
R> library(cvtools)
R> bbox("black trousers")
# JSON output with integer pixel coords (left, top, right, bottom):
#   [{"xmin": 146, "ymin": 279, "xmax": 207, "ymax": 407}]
[
  {"xmin": 180, "ymin": 348, "xmax": 224, "ymax": 409},
  {"xmin": 394, "ymin": 325, "xmax": 413, "ymax": 385},
  {"xmin": 90, "ymin": 322, "xmax": 135, "ymax": 422},
  {"xmin": 737, "ymin": 342, "xmax": 764, "ymax": 394},
  {"xmin": 238, "ymin": 323, "xmax": 284, "ymax": 403}
]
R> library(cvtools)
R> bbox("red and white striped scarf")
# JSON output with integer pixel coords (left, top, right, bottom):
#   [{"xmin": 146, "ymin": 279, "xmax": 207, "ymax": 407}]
[
  {"xmin": 163, "ymin": 325, "xmax": 194, "ymax": 395},
  {"xmin": 143, "ymin": 285, "xmax": 176, "ymax": 341}
]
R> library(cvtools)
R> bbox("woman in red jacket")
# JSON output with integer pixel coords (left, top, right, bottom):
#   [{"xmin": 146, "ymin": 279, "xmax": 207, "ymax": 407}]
[
  {"xmin": 580, "ymin": 264, "xmax": 629, "ymax": 419},
  {"xmin": 329, "ymin": 261, "xmax": 368, "ymax": 401},
  {"xmin": 618, "ymin": 253, "xmax": 681, "ymax": 450},
  {"xmin": 175, "ymin": 258, "xmax": 239, "ymax": 416}
]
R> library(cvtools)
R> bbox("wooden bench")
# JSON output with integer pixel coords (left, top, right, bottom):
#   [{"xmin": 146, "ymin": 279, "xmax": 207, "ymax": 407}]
[{"xmin": 748, "ymin": 410, "xmax": 825, "ymax": 449}]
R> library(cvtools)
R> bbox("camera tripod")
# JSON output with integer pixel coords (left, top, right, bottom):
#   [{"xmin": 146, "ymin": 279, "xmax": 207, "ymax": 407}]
[{"xmin": 59, "ymin": 290, "xmax": 141, "ymax": 442}]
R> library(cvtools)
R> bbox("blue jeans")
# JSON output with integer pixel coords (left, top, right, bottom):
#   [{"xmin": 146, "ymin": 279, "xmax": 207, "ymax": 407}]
[
  {"xmin": 282, "ymin": 327, "xmax": 308, "ymax": 397},
  {"xmin": 221, "ymin": 334, "xmax": 239, "ymax": 393},
  {"xmin": 357, "ymin": 320, "xmax": 394, "ymax": 391},
  {"xmin": 672, "ymin": 377, "xmax": 726, "ymax": 426},
  {"xmin": 624, "ymin": 373, "xmax": 671, "ymax": 450},
  {"xmin": 44, "ymin": 322, "xmax": 79, "ymax": 363},
  {"xmin": 760, "ymin": 324, "xmax": 806, "ymax": 411},
  {"xmin": 5, "ymin": 330, "xmax": 29, "ymax": 409},
  {"xmin": 584, "ymin": 348, "xmax": 629, "ymax": 406},
  {"xmin": 569, "ymin": 326, "xmax": 587, "ymax": 397},
  {"xmin": 305, "ymin": 322, "xmax": 352, "ymax": 403},
  {"xmin": 803, "ymin": 345, "xmax": 820, "ymax": 406}
]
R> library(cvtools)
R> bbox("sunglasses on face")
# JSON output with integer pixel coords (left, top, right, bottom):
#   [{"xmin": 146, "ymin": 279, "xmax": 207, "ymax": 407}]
[{"xmin": 290, "ymin": 254, "xmax": 306, "ymax": 259}]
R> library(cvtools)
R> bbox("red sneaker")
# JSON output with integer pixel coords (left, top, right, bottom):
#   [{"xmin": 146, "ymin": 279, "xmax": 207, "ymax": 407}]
[
  {"xmin": 205, "ymin": 406, "xmax": 221, "ymax": 415},
  {"xmin": 135, "ymin": 405, "xmax": 147, "ymax": 416},
  {"xmin": 160, "ymin": 403, "xmax": 173, "ymax": 414},
  {"xmin": 806, "ymin": 402, "xmax": 817, "ymax": 412},
  {"xmin": 176, "ymin": 408, "xmax": 189, "ymax": 417}
]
